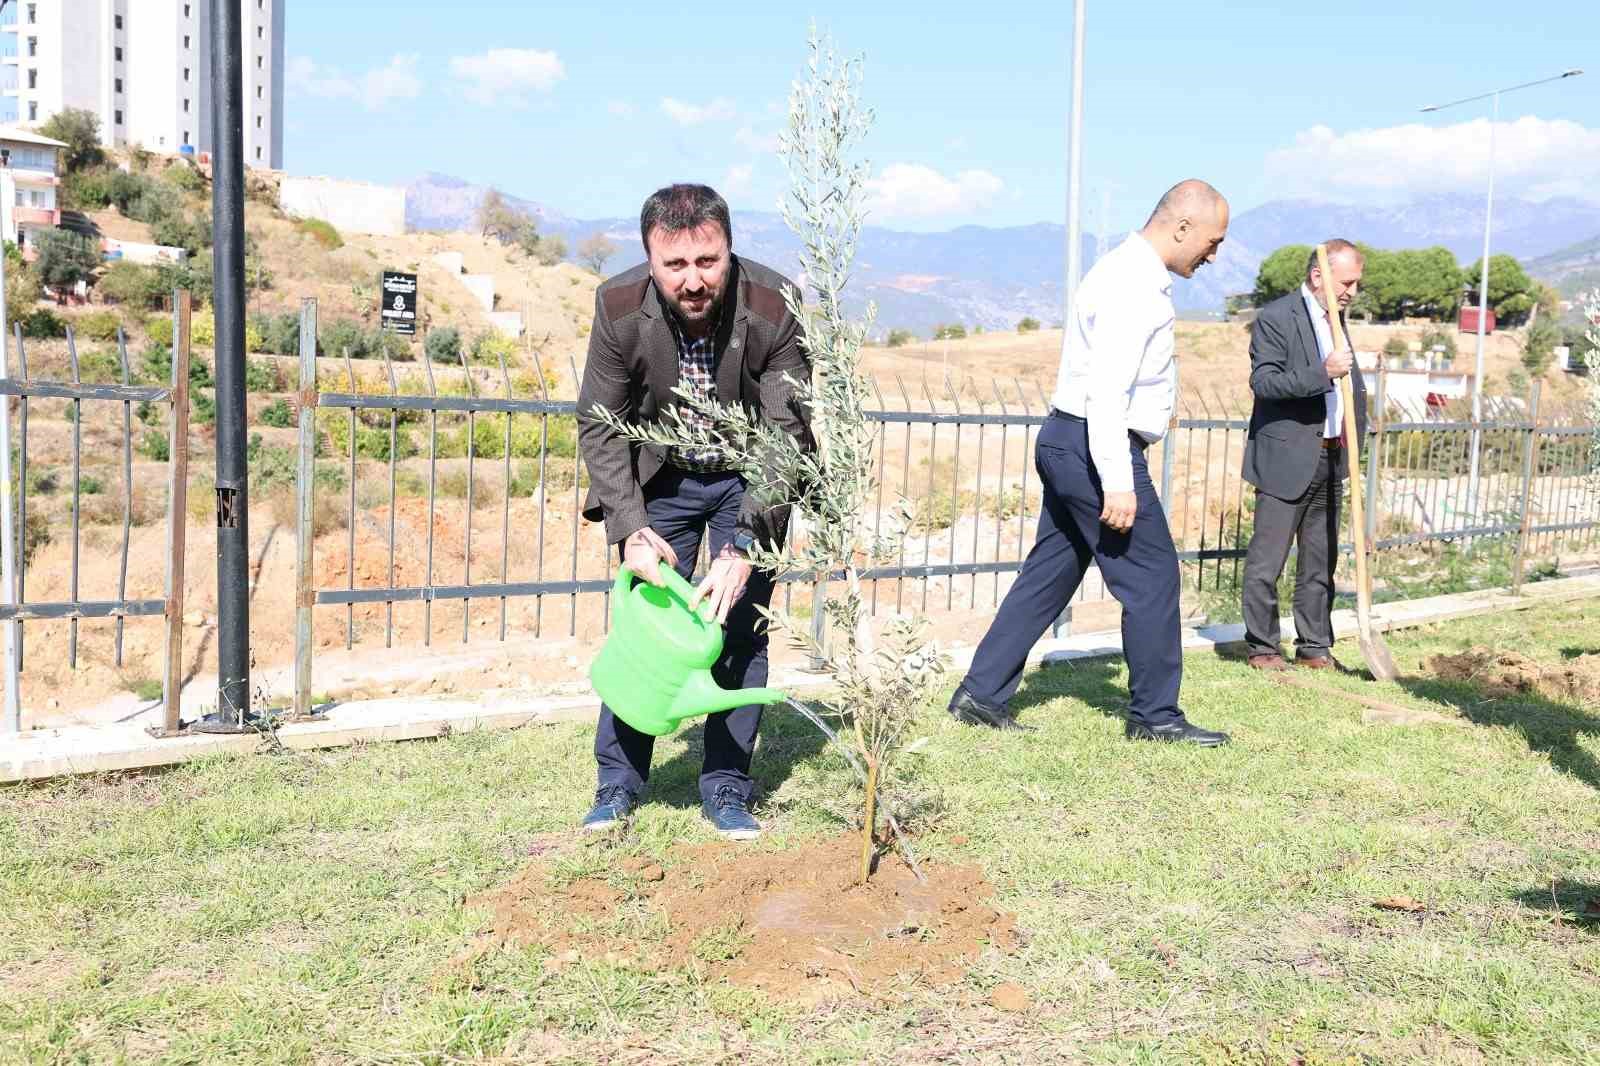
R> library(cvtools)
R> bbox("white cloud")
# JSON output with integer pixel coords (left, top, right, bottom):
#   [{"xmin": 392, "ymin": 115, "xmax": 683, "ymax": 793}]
[
  {"xmin": 287, "ymin": 53, "xmax": 421, "ymax": 111},
  {"xmin": 864, "ymin": 163, "xmax": 1005, "ymax": 219},
  {"xmin": 1264, "ymin": 116, "xmax": 1600, "ymax": 203},
  {"xmin": 607, "ymin": 100, "xmax": 636, "ymax": 118},
  {"xmin": 449, "ymin": 48, "xmax": 565, "ymax": 107},
  {"xmin": 735, "ymin": 126, "xmax": 781, "ymax": 153},
  {"xmin": 660, "ymin": 97, "xmax": 737, "ymax": 126},
  {"xmin": 723, "ymin": 163, "xmax": 754, "ymax": 196}
]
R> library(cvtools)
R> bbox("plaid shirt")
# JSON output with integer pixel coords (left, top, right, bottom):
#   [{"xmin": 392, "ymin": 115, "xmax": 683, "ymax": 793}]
[{"xmin": 668, "ymin": 321, "xmax": 735, "ymax": 472}]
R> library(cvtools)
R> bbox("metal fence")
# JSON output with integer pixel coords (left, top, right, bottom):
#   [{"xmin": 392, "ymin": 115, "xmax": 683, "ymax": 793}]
[
  {"xmin": 0, "ymin": 295, "xmax": 193, "ymax": 734},
  {"xmin": 287, "ymin": 293, "xmax": 1600, "ymax": 715}
]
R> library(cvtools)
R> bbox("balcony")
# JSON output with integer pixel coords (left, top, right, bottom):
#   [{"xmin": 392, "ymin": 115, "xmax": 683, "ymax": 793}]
[
  {"xmin": 9, "ymin": 169, "xmax": 57, "ymax": 185},
  {"xmin": 13, "ymin": 206, "xmax": 57, "ymax": 226}
]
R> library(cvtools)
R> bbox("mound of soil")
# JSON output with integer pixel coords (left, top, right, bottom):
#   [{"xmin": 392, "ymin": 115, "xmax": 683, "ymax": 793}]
[
  {"xmin": 464, "ymin": 832, "xmax": 1018, "ymax": 1001},
  {"xmin": 1426, "ymin": 647, "xmax": 1600, "ymax": 706}
]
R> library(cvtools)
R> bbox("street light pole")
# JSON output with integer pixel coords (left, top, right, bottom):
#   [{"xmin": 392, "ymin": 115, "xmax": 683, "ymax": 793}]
[
  {"xmin": 1063, "ymin": 0, "xmax": 1086, "ymax": 320},
  {"xmin": 1420, "ymin": 68, "xmax": 1582, "ymax": 520}
]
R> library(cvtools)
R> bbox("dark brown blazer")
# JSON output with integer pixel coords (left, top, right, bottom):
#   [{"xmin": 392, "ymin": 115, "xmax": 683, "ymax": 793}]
[
  {"xmin": 1241, "ymin": 289, "xmax": 1368, "ymax": 501},
  {"xmin": 577, "ymin": 255, "xmax": 814, "ymax": 545}
]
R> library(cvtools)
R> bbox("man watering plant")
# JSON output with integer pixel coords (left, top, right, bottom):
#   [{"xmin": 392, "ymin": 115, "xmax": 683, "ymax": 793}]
[
  {"xmin": 576, "ymin": 183, "xmax": 813, "ymax": 839},
  {"xmin": 948, "ymin": 180, "xmax": 1233, "ymax": 745}
]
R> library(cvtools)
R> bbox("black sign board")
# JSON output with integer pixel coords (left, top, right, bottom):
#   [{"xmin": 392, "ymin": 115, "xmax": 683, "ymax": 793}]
[{"xmin": 379, "ymin": 271, "xmax": 417, "ymax": 335}]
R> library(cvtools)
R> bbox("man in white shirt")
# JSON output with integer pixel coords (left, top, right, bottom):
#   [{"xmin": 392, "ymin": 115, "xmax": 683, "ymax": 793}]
[
  {"xmin": 948, "ymin": 180, "xmax": 1232, "ymax": 745},
  {"xmin": 1239, "ymin": 240, "xmax": 1367, "ymax": 671}
]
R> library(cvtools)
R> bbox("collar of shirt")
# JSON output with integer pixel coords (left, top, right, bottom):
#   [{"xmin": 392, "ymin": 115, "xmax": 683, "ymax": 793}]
[
  {"xmin": 1130, "ymin": 232, "xmax": 1173, "ymax": 298},
  {"xmin": 1300, "ymin": 284, "xmax": 1334, "ymax": 354}
]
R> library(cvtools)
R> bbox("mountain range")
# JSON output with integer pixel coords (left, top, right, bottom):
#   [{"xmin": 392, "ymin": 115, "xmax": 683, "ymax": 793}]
[{"xmin": 405, "ymin": 173, "xmax": 1600, "ymax": 333}]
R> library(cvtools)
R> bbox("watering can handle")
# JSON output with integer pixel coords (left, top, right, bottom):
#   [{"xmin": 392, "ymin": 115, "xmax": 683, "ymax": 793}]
[{"xmin": 616, "ymin": 560, "xmax": 708, "ymax": 617}]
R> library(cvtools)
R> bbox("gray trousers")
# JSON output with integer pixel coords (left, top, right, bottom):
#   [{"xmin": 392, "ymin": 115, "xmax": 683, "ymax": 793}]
[{"xmin": 1242, "ymin": 447, "xmax": 1342, "ymax": 660}]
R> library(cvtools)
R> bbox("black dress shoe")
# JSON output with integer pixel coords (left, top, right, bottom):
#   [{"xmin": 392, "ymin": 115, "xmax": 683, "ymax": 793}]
[
  {"xmin": 947, "ymin": 686, "xmax": 1034, "ymax": 732},
  {"xmin": 1124, "ymin": 718, "xmax": 1230, "ymax": 746}
]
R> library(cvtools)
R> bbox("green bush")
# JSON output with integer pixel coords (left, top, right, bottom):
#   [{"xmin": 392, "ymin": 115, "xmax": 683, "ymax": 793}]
[
  {"xmin": 138, "ymin": 430, "xmax": 169, "ymax": 461},
  {"xmin": 19, "ymin": 308, "xmax": 66, "ymax": 338},
  {"xmin": 162, "ymin": 162, "xmax": 204, "ymax": 194},
  {"xmin": 320, "ymin": 318, "xmax": 367, "ymax": 360},
  {"xmin": 424, "ymin": 327, "xmax": 462, "ymax": 365},
  {"xmin": 76, "ymin": 310, "xmax": 123, "ymax": 342},
  {"xmin": 136, "ymin": 400, "xmax": 160, "ymax": 427},
  {"xmin": 245, "ymin": 357, "xmax": 281, "ymax": 392},
  {"xmin": 258, "ymin": 398, "xmax": 292, "ymax": 428},
  {"xmin": 79, "ymin": 474, "xmax": 104, "ymax": 495},
  {"xmin": 296, "ymin": 218, "xmax": 343, "ymax": 250},
  {"xmin": 932, "ymin": 323, "xmax": 967, "ymax": 341},
  {"xmin": 250, "ymin": 441, "xmax": 297, "ymax": 490},
  {"xmin": 77, "ymin": 348, "xmax": 124, "ymax": 383},
  {"xmin": 190, "ymin": 390, "xmax": 216, "ymax": 426},
  {"xmin": 1419, "ymin": 328, "xmax": 1458, "ymax": 361},
  {"xmin": 155, "ymin": 256, "xmax": 212, "ymax": 307},
  {"xmin": 145, "ymin": 314, "xmax": 174, "ymax": 346},
  {"xmin": 253, "ymin": 311, "xmax": 302, "ymax": 356},
  {"xmin": 192, "ymin": 313, "xmax": 215, "ymax": 348},
  {"xmin": 1382, "ymin": 336, "xmax": 1408, "ymax": 359},
  {"xmin": 150, "ymin": 213, "xmax": 209, "ymax": 257},
  {"xmin": 99, "ymin": 261, "xmax": 167, "ymax": 309},
  {"xmin": 320, "ymin": 410, "xmax": 418, "ymax": 461},
  {"xmin": 140, "ymin": 345, "xmax": 213, "ymax": 387},
  {"xmin": 62, "ymin": 166, "xmax": 120, "ymax": 210},
  {"xmin": 470, "ymin": 330, "xmax": 518, "ymax": 368},
  {"xmin": 885, "ymin": 329, "xmax": 914, "ymax": 348},
  {"xmin": 1016, "ymin": 317, "xmax": 1040, "ymax": 333}
]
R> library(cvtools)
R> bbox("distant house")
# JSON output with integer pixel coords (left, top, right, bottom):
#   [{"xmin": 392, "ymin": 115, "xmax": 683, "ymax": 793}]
[{"xmin": 0, "ymin": 126, "xmax": 66, "ymax": 248}]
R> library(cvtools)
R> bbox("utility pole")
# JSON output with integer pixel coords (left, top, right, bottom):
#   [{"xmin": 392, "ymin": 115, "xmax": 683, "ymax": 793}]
[
  {"xmin": 197, "ymin": 0, "xmax": 252, "ymax": 732},
  {"xmin": 1063, "ymin": 0, "xmax": 1087, "ymax": 320}
]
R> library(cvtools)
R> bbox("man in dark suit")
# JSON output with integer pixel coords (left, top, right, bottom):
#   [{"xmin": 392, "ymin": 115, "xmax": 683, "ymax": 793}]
[
  {"xmin": 576, "ymin": 183, "xmax": 812, "ymax": 839},
  {"xmin": 1240, "ymin": 239, "xmax": 1368, "ymax": 671}
]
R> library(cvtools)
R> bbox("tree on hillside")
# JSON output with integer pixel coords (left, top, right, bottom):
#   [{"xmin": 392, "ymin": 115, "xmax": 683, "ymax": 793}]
[
  {"xmin": 1252, "ymin": 244, "xmax": 1311, "ymax": 307},
  {"xmin": 576, "ymin": 233, "xmax": 618, "ymax": 274},
  {"xmin": 4, "ymin": 241, "xmax": 41, "ymax": 311},
  {"xmin": 1354, "ymin": 245, "xmax": 1462, "ymax": 321},
  {"xmin": 39, "ymin": 108, "xmax": 105, "ymax": 172},
  {"xmin": 33, "ymin": 229, "xmax": 101, "ymax": 292},
  {"xmin": 1521, "ymin": 317, "xmax": 1560, "ymax": 376},
  {"xmin": 885, "ymin": 328, "xmax": 914, "ymax": 347},
  {"xmin": 932, "ymin": 323, "xmax": 966, "ymax": 340},
  {"xmin": 1467, "ymin": 253, "xmax": 1536, "ymax": 324},
  {"xmin": 477, "ymin": 188, "xmax": 533, "ymax": 245},
  {"xmin": 1016, "ymin": 316, "xmax": 1040, "ymax": 333}
]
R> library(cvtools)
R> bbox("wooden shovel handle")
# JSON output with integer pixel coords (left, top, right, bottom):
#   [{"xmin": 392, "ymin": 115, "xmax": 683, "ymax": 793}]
[{"xmin": 1314, "ymin": 244, "xmax": 1373, "ymax": 623}]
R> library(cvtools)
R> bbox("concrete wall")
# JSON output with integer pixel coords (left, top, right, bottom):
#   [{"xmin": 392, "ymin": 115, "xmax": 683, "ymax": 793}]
[
  {"xmin": 103, "ymin": 237, "xmax": 187, "ymax": 264},
  {"xmin": 279, "ymin": 176, "xmax": 406, "ymax": 237}
]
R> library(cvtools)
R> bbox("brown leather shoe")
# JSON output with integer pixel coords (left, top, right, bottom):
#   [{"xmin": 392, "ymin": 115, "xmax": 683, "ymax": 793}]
[
  {"xmin": 1248, "ymin": 654, "xmax": 1289, "ymax": 671},
  {"xmin": 1296, "ymin": 654, "xmax": 1343, "ymax": 671}
]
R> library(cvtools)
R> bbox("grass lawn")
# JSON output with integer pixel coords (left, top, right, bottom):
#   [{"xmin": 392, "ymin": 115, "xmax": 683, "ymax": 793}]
[{"xmin": 2, "ymin": 599, "xmax": 1598, "ymax": 1064}]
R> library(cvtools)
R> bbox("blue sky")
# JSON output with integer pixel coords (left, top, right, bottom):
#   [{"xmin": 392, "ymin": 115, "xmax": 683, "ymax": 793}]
[{"xmin": 283, "ymin": 0, "xmax": 1600, "ymax": 233}]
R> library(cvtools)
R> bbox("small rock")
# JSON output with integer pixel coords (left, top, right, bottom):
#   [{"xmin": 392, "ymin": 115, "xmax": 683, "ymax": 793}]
[
  {"xmin": 989, "ymin": 983, "xmax": 1030, "ymax": 1012},
  {"xmin": 949, "ymin": 834, "xmax": 970, "ymax": 846},
  {"xmin": 639, "ymin": 864, "xmax": 665, "ymax": 882}
]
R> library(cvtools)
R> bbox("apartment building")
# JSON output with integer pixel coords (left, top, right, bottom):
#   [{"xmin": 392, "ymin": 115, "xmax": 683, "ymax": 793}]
[
  {"xmin": 0, "ymin": 126, "xmax": 64, "ymax": 246},
  {"xmin": 0, "ymin": 0, "xmax": 283, "ymax": 169}
]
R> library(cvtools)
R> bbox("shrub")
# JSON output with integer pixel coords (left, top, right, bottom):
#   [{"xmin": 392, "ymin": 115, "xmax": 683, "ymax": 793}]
[
  {"xmin": 1419, "ymin": 328, "xmax": 1457, "ymax": 361},
  {"xmin": 425, "ymin": 327, "xmax": 463, "ymax": 365},
  {"xmin": 192, "ymin": 313, "xmax": 215, "ymax": 348},
  {"xmin": 150, "ymin": 213, "xmax": 209, "ymax": 257},
  {"xmin": 470, "ymin": 330, "xmax": 519, "ymax": 368},
  {"xmin": 138, "ymin": 429, "xmax": 169, "ymax": 461},
  {"xmin": 250, "ymin": 441, "xmax": 298, "ymax": 490},
  {"xmin": 76, "ymin": 310, "xmax": 123, "ymax": 342},
  {"xmin": 162, "ymin": 162, "xmax": 204, "ymax": 194},
  {"xmin": 19, "ymin": 308, "xmax": 66, "ymax": 338},
  {"xmin": 79, "ymin": 474, "xmax": 104, "ymax": 495},
  {"xmin": 77, "ymin": 348, "xmax": 124, "ymax": 383},
  {"xmin": 34, "ymin": 229, "xmax": 101, "ymax": 291},
  {"xmin": 885, "ymin": 329, "xmax": 914, "ymax": 348},
  {"xmin": 20, "ymin": 511, "xmax": 50, "ymax": 565},
  {"xmin": 932, "ymin": 323, "xmax": 967, "ymax": 340},
  {"xmin": 244, "ymin": 317, "xmax": 265, "ymax": 354},
  {"xmin": 1016, "ymin": 316, "xmax": 1041, "ymax": 333},
  {"xmin": 258, "ymin": 398, "xmax": 292, "ymax": 427},
  {"xmin": 191, "ymin": 390, "xmax": 216, "ymax": 425},
  {"xmin": 62, "ymin": 166, "xmax": 119, "ymax": 210},
  {"xmin": 155, "ymin": 256, "xmax": 212, "ymax": 307},
  {"xmin": 245, "ymin": 357, "xmax": 281, "ymax": 392},
  {"xmin": 296, "ymin": 218, "xmax": 343, "ymax": 250},
  {"xmin": 140, "ymin": 344, "xmax": 213, "ymax": 387},
  {"xmin": 99, "ymin": 261, "xmax": 166, "ymax": 309},
  {"xmin": 145, "ymin": 314, "xmax": 174, "ymax": 346},
  {"xmin": 255, "ymin": 311, "xmax": 302, "ymax": 356},
  {"xmin": 1382, "ymin": 335, "xmax": 1409, "ymax": 359},
  {"xmin": 320, "ymin": 318, "xmax": 367, "ymax": 360}
]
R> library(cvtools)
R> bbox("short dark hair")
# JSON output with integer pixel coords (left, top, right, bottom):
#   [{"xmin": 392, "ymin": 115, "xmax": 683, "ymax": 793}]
[
  {"xmin": 639, "ymin": 184, "xmax": 732, "ymax": 254},
  {"xmin": 1306, "ymin": 239, "xmax": 1364, "ymax": 277}
]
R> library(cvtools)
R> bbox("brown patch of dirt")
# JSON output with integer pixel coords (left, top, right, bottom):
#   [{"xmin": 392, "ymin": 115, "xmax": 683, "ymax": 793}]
[
  {"xmin": 466, "ymin": 832, "xmax": 1018, "ymax": 1002},
  {"xmin": 1426, "ymin": 647, "xmax": 1600, "ymax": 706}
]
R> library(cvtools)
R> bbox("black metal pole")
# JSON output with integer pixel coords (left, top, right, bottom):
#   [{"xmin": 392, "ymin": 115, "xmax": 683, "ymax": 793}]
[{"xmin": 198, "ymin": 0, "xmax": 251, "ymax": 733}]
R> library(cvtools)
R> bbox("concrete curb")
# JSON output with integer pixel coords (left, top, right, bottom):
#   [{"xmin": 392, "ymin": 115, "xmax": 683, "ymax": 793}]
[{"xmin": 3, "ymin": 574, "xmax": 1596, "ymax": 783}]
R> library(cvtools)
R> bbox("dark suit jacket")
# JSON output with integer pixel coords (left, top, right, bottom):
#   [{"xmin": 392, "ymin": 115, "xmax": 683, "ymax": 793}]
[
  {"xmin": 577, "ymin": 255, "xmax": 814, "ymax": 546},
  {"xmin": 1241, "ymin": 289, "xmax": 1369, "ymax": 501}
]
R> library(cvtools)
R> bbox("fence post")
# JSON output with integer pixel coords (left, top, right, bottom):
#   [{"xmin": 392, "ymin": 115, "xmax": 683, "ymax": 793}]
[
  {"xmin": 159, "ymin": 292, "xmax": 192, "ymax": 735},
  {"xmin": 1365, "ymin": 364, "xmax": 1386, "ymax": 548},
  {"xmin": 1512, "ymin": 380, "xmax": 1543, "ymax": 595},
  {"xmin": 0, "ymin": 244, "xmax": 18, "ymax": 734},
  {"xmin": 807, "ymin": 577, "xmax": 828, "ymax": 672},
  {"xmin": 293, "ymin": 299, "xmax": 318, "ymax": 717}
]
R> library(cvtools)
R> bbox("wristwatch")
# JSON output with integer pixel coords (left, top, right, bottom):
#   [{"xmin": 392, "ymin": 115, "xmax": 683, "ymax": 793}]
[{"xmin": 730, "ymin": 530, "xmax": 756, "ymax": 557}]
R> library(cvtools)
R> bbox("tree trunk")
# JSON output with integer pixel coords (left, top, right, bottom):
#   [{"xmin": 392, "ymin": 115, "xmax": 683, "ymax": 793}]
[{"xmin": 859, "ymin": 755, "xmax": 878, "ymax": 884}]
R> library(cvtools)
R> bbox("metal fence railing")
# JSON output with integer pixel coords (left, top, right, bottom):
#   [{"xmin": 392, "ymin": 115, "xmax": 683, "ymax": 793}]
[{"xmin": 1, "ymin": 295, "xmax": 193, "ymax": 734}]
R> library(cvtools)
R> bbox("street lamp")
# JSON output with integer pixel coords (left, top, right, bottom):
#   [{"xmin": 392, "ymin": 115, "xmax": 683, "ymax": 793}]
[{"xmin": 1419, "ymin": 68, "xmax": 1583, "ymax": 520}]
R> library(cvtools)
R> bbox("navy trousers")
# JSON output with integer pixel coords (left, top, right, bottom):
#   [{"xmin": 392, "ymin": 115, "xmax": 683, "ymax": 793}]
[
  {"xmin": 594, "ymin": 468, "xmax": 775, "ymax": 805},
  {"xmin": 961, "ymin": 412, "xmax": 1184, "ymax": 727}
]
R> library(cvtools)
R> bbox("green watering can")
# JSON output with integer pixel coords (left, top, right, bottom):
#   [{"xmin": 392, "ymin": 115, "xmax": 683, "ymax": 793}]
[{"xmin": 590, "ymin": 561, "xmax": 786, "ymax": 736}]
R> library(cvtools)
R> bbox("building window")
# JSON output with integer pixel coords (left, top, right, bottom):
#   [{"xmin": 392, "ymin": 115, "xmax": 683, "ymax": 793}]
[
  {"xmin": 255, "ymin": 146, "xmax": 262, "ymax": 160},
  {"xmin": 28, "ymin": 101, "xmax": 37, "ymax": 121},
  {"xmin": 183, "ymin": 68, "xmax": 190, "ymax": 81},
  {"xmin": 26, "ymin": 36, "xmax": 37, "ymax": 56},
  {"xmin": 255, "ymin": 115, "xmax": 261, "ymax": 128},
  {"xmin": 26, "ymin": 4, "xmax": 36, "ymax": 24},
  {"xmin": 183, "ymin": 4, "xmax": 190, "ymax": 16},
  {"xmin": 183, "ymin": 35, "xmax": 190, "ymax": 49},
  {"xmin": 114, "ymin": 109, "xmax": 123, "ymax": 125},
  {"xmin": 182, "ymin": 98, "xmax": 189, "ymax": 113},
  {"xmin": 256, "ymin": 26, "xmax": 263, "ymax": 39},
  {"xmin": 256, "ymin": 55, "xmax": 262, "ymax": 69},
  {"xmin": 114, "ymin": 77, "xmax": 122, "ymax": 93},
  {"xmin": 114, "ymin": 14, "xmax": 122, "ymax": 29},
  {"xmin": 26, "ymin": 68, "xmax": 36, "ymax": 89},
  {"xmin": 183, "ymin": 130, "xmax": 190, "ymax": 145},
  {"xmin": 256, "ymin": 86, "xmax": 262, "ymax": 99},
  {"xmin": 114, "ymin": 46, "xmax": 123, "ymax": 61}
]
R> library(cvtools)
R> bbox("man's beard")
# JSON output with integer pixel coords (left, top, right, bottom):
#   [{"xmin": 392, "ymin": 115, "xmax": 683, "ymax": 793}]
[{"xmin": 669, "ymin": 289, "xmax": 723, "ymax": 325}]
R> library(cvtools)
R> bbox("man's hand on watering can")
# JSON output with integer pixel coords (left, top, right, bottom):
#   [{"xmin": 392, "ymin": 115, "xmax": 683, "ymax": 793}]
[
  {"xmin": 691, "ymin": 546, "xmax": 753, "ymax": 625},
  {"xmin": 622, "ymin": 527, "xmax": 679, "ymax": 587}
]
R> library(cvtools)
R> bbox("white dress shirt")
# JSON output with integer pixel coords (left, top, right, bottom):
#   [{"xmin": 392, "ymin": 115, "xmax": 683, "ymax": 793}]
[
  {"xmin": 1050, "ymin": 232, "xmax": 1176, "ymax": 493},
  {"xmin": 1300, "ymin": 284, "xmax": 1343, "ymax": 439}
]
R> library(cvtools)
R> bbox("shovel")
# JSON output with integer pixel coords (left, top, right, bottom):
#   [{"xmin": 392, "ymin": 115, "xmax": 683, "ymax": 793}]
[{"xmin": 1315, "ymin": 244, "xmax": 1398, "ymax": 682}]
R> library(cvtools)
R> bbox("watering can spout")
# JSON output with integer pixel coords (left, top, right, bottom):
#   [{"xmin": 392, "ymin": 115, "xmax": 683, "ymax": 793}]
[{"xmin": 670, "ymin": 670, "xmax": 786, "ymax": 719}]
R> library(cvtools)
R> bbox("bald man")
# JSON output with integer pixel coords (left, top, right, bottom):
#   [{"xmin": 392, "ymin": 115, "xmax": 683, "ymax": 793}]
[{"xmin": 948, "ymin": 180, "xmax": 1232, "ymax": 745}]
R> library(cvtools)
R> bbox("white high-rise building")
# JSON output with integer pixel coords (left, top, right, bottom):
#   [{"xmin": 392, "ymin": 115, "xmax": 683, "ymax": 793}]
[{"xmin": 1, "ymin": 0, "xmax": 283, "ymax": 169}]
